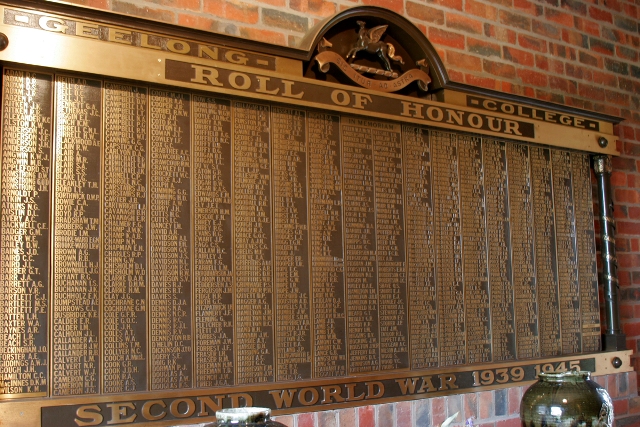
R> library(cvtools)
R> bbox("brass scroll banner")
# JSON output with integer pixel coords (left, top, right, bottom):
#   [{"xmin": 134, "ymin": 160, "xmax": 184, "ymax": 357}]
[{"xmin": 314, "ymin": 51, "xmax": 431, "ymax": 92}]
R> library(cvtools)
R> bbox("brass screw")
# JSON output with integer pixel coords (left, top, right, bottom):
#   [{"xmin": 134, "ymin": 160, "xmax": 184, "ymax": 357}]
[{"xmin": 0, "ymin": 33, "xmax": 8, "ymax": 51}]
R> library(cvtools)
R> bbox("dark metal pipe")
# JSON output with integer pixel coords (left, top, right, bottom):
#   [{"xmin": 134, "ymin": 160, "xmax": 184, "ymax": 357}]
[{"xmin": 593, "ymin": 155, "xmax": 626, "ymax": 351}]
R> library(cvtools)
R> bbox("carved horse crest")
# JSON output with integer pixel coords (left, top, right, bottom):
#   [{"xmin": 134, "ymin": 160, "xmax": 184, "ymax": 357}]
[
  {"xmin": 313, "ymin": 19, "xmax": 431, "ymax": 92},
  {"xmin": 346, "ymin": 21, "xmax": 404, "ymax": 76}
]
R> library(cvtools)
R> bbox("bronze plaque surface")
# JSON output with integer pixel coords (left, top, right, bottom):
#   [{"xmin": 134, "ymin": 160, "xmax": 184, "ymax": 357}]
[{"xmin": 0, "ymin": 67, "xmax": 605, "ymax": 423}]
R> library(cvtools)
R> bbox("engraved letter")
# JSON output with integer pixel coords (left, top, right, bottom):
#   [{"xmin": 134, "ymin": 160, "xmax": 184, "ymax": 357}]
[
  {"xmin": 75, "ymin": 405, "xmax": 103, "ymax": 427},
  {"xmin": 191, "ymin": 65, "xmax": 223, "ymax": 86}
]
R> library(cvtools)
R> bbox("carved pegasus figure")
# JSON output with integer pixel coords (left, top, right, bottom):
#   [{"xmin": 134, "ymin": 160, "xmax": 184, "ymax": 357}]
[{"xmin": 346, "ymin": 21, "xmax": 405, "ymax": 72}]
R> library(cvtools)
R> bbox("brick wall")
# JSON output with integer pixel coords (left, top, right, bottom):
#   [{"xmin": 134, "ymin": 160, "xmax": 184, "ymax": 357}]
[
  {"xmin": 54, "ymin": 0, "xmax": 640, "ymax": 424},
  {"xmin": 269, "ymin": 372, "xmax": 637, "ymax": 426}
]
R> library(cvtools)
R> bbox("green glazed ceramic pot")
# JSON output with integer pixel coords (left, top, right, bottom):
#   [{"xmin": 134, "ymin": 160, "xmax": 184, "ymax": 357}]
[{"xmin": 520, "ymin": 370, "xmax": 613, "ymax": 427}]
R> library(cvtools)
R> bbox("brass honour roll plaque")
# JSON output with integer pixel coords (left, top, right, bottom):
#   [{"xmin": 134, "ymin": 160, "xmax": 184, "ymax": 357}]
[{"xmin": 0, "ymin": 2, "xmax": 625, "ymax": 426}]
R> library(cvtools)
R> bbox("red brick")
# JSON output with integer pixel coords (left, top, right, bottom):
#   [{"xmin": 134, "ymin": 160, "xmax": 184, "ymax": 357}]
[
  {"xmin": 535, "ymin": 54, "xmax": 549, "ymax": 71},
  {"xmin": 239, "ymin": 27, "xmax": 286, "ymax": 45},
  {"xmin": 614, "ymin": 398, "xmax": 630, "ymax": 415},
  {"xmin": 64, "ymin": 0, "xmax": 109, "ymax": 8},
  {"xmin": 432, "ymin": 397, "xmax": 447, "ymax": 426},
  {"xmin": 447, "ymin": 51, "xmax": 483, "ymax": 71},
  {"xmin": 464, "ymin": 393, "xmax": 479, "ymax": 420},
  {"xmin": 592, "ymin": 70, "xmax": 618, "ymax": 87},
  {"xmin": 317, "ymin": 410, "xmax": 338, "ymax": 427},
  {"xmin": 590, "ymin": 37, "xmax": 615, "ymax": 56},
  {"xmin": 508, "ymin": 387, "xmax": 521, "ymax": 415},
  {"xmin": 469, "ymin": 38, "xmax": 501, "ymax": 57},
  {"xmin": 466, "ymin": 0, "xmax": 498, "ymax": 20},
  {"xmin": 396, "ymin": 401, "xmax": 412, "ymax": 426},
  {"xmin": 177, "ymin": 14, "xmax": 218, "ymax": 31},
  {"xmin": 607, "ymin": 375, "xmax": 620, "ymax": 398},
  {"xmin": 619, "ymin": 254, "xmax": 640, "ymax": 269},
  {"xmin": 625, "ymin": 138, "xmax": 640, "ymax": 153},
  {"xmin": 204, "ymin": 1, "xmax": 259, "ymax": 24},
  {"xmin": 606, "ymin": 90, "xmax": 630, "ymax": 106},
  {"xmin": 447, "ymin": 13, "xmax": 484, "ymax": 34},
  {"xmin": 464, "ymin": 74, "xmax": 498, "ymax": 90},
  {"xmin": 406, "ymin": 1, "xmax": 445, "ymax": 24},
  {"xmin": 578, "ymin": 83, "xmax": 606, "ymax": 101},
  {"xmin": 273, "ymin": 415, "xmax": 294, "ymax": 426},
  {"xmin": 589, "ymin": 6, "xmax": 613, "ymax": 23},
  {"xmin": 448, "ymin": 69, "xmax": 464, "ymax": 83},
  {"xmin": 575, "ymin": 16, "xmax": 601, "ymax": 36},
  {"xmin": 533, "ymin": 19, "xmax": 561, "ymax": 39},
  {"xmin": 535, "ymin": 89, "xmax": 564, "ymax": 103},
  {"xmin": 614, "ymin": 188, "xmax": 640, "ymax": 205},
  {"xmin": 483, "ymin": 59, "xmax": 516, "ymax": 78},
  {"xmin": 485, "ymin": 24, "xmax": 517, "ymax": 44},
  {"xmin": 257, "ymin": 0, "xmax": 289, "ymax": 6},
  {"xmin": 479, "ymin": 391, "xmax": 494, "ymax": 419},
  {"xmin": 518, "ymin": 34, "xmax": 548, "ymax": 52},
  {"xmin": 262, "ymin": 8, "xmax": 308, "ymax": 32},
  {"xmin": 297, "ymin": 412, "xmax": 315, "ymax": 427},
  {"xmin": 514, "ymin": 0, "xmax": 543, "ymax": 15},
  {"xmin": 603, "ymin": 0, "xmax": 622, "ymax": 12},
  {"xmin": 548, "ymin": 58, "xmax": 565, "ymax": 74},
  {"xmin": 290, "ymin": 0, "xmax": 335, "ymax": 15},
  {"xmin": 377, "ymin": 404, "xmax": 394, "ymax": 427},
  {"xmin": 613, "ymin": 157, "xmax": 638, "ymax": 172},
  {"xmin": 361, "ymin": 0, "xmax": 404, "ymax": 13},
  {"xmin": 429, "ymin": 27, "xmax": 465, "ymax": 49},
  {"xmin": 630, "ymin": 396, "xmax": 640, "ymax": 414},
  {"xmin": 622, "ymin": 304, "xmax": 635, "ymax": 319},
  {"xmin": 424, "ymin": 0, "xmax": 463, "ymax": 10},
  {"xmin": 562, "ymin": 29, "xmax": 588, "ymax": 47},
  {"xmin": 517, "ymin": 68, "xmax": 548, "ymax": 87},
  {"xmin": 545, "ymin": 8, "xmax": 574, "ymax": 27},
  {"xmin": 358, "ymin": 406, "xmax": 375, "ymax": 427},
  {"xmin": 338, "ymin": 408, "xmax": 356, "ymax": 427},
  {"xmin": 499, "ymin": 9, "xmax": 532, "ymax": 30},
  {"xmin": 496, "ymin": 417, "xmax": 521, "ymax": 427},
  {"xmin": 503, "ymin": 46, "xmax": 535, "ymax": 66},
  {"xmin": 112, "ymin": 0, "xmax": 176, "ymax": 22},
  {"xmin": 618, "ymin": 221, "xmax": 640, "ymax": 235},
  {"xmin": 611, "ymin": 171, "xmax": 628, "ymax": 186},
  {"xmin": 549, "ymin": 42, "xmax": 576, "ymax": 60},
  {"xmin": 152, "ymin": 0, "xmax": 201, "ymax": 9},
  {"xmin": 579, "ymin": 50, "xmax": 601, "ymax": 67},
  {"xmin": 617, "ymin": 45, "xmax": 639, "ymax": 62}
]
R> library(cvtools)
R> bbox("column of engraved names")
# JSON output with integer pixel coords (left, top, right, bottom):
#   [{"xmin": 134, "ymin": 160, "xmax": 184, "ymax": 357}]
[
  {"xmin": 552, "ymin": 150, "xmax": 581, "ymax": 354},
  {"xmin": 342, "ymin": 119, "xmax": 379, "ymax": 373},
  {"xmin": 530, "ymin": 148, "xmax": 561, "ymax": 356},
  {"xmin": 432, "ymin": 132, "xmax": 465, "ymax": 366},
  {"xmin": 458, "ymin": 136, "xmax": 491, "ymax": 364},
  {"xmin": 572, "ymin": 153, "xmax": 599, "ymax": 352},
  {"xmin": 272, "ymin": 107, "xmax": 311, "ymax": 380},
  {"xmin": 483, "ymin": 139, "xmax": 515, "ymax": 361},
  {"xmin": 308, "ymin": 113, "xmax": 346, "ymax": 377},
  {"xmin": 402, "ymin": 126, "xmax": 437, "ymax": 369},
  {"xmin": 149, "ymin": 89, "xmax": 192, "ymax": 389},
  {"xmin": 373, "ymin": 122, "xmax": 408, "ymax": 370},
  {"xmin": 193, "ymin": 96, "xmax": 234, "ymax": 386},
  {"xmin": 507, "ymin": 144, "xmax": 539, "ymax": 359},
  {"xmin": 0, "ymin": 69, "xmax": 51, "ymax": 395},
  {"xmin": 103, "ymin": 83, "xmax": 147, "ymax": 393},
  {"xmin": 233, "ymin": 102, "xmax": 274, "ymax": 383},
  {"xmin": 52, "ymin": 76, "xmax": 101, "ymax": 395}
]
